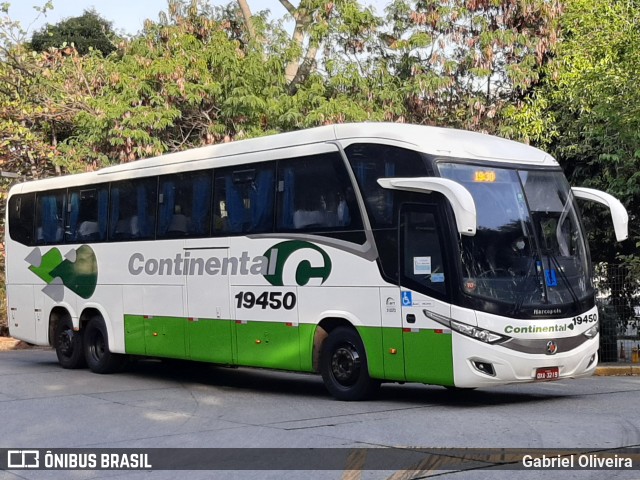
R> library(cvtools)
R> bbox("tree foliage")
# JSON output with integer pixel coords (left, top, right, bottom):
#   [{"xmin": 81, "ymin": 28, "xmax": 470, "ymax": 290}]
[
  {"xmin": 508, "ymin": 0, "xmax": 640, "ymax": 260},
  {"xmin": 378, "ymin": 0, "xmax": 562, "ymax": 131},
  {"xmin": 0, "ymin": 0, "xmax": 569, "ymax": 176},
  {"xmin": 30, "ymin": 9, "xmax": 117, "ymax": 56}
]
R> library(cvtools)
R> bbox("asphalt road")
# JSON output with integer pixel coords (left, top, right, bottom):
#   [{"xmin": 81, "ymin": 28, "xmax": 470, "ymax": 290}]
[{"xmin": 1, "ymin": 349, "xmax": 640, "ymax": 480}]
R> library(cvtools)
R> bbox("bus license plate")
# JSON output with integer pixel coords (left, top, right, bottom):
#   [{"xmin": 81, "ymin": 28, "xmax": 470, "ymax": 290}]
[{"xmin": 535, "ymin": 367, "xmax": 559, "ymax": 381}]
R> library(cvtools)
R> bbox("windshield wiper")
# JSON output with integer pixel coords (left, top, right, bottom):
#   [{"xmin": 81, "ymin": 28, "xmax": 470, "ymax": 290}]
[
  {"xmin": 544, "ymin": 249, "xmax": 579, "ymax": 305},
  {"xmin": 512, "ymin": 254, "xmax": 544, "ymax": 316}
]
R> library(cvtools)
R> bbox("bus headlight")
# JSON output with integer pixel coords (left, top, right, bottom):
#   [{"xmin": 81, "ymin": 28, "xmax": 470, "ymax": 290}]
[
  {"xmin": 449, "ymin": 320, "xmax": 508, "ymax": 344},
  {"xmin": 423, "ymin": 310, "xmax": 508, "ymax": 344},
  {"xmin": 583, "ymin": 324, "xmax": 599, "ymax": 338}
]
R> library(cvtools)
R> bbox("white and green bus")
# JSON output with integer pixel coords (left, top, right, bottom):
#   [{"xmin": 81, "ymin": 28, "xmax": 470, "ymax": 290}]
[{"xmin": 5, "ymin": 123, "xmax": 629, "ymax": 400}]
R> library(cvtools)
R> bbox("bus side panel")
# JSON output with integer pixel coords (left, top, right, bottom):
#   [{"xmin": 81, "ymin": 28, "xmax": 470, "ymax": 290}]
[
  {"xmin": 6, "ymin": 285, "xmax": 37, "ymax": 344},
  {"xmin": 381, "ymin": 327, "xmax": 406, "ymax": 381},
  {"xmin": 143, "ymin": 316, "xmax": 187, "ymax": 359},
  {"xmin": 298, "ymin": 286, "xmax": 385, "ymax": 380},
  {"xmin": 185, "ymin": 242, "xmax": 234, "ymax": 365},
  {"xmin": 298, "ymin": 323, "xmax": 316, "ymax": 373},
  {"xmin": 234, "ymin": 319, "xmax": 301, "ymax": 370},
  {"xmin": 402, "ymin": 330, "xmax": 454, "ymax": 385},
  {"xmin": 232, "ymin": 285, "xmax": 301, "ymax": 371},
  {"xmin": 380, "ymin": 287, "xmax": 405, "ymax": 381},
  {"xmin": 188, "ymin": 318, "xmax": 234, "ymax": 364},
  {"xmin": 124, "ymin": 315, "xmax": 146, "ymax": 355}
]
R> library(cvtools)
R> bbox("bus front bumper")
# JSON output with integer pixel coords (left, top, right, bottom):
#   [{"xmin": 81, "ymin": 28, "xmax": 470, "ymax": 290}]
[{"xmin": 451, "ymin": 332, "xmax": 600, "ymax": 388}]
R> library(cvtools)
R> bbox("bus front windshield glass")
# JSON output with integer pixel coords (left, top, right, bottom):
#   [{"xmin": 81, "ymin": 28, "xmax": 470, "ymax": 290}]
[{"xmin": 438, "ymin": 163, "xmax": 592, "ymax": 313}]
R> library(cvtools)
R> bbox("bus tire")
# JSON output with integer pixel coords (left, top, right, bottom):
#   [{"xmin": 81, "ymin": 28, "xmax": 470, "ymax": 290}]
[
  {"xmin": 320, "ymin": 327, "xmax": 380, "ymax": 401},
  {"xmin": 54, "ymin": 315, "xmax": 86, "ymax": 369},
  {"xmin": 83, "ymin": 316, "xmax": 126, "ymax": 374}
]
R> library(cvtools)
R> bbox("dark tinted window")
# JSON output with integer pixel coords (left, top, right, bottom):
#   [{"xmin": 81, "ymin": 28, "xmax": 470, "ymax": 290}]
[
  {"xmin": 8, "ymin": 193, "xmax": 35, "ymax": 245},
  {"xmin": 66, "ymin": 186, "xmax": 109, "ymax": 243},
  {"xmin": 346, "ymin": 144, "xmax": 428, "ymax": 227},
  {"xmin": 109, "ymin": 178, "xmax": 157, "ymax": 241},
  {"xmin": 35, "ymin": 190, "xmax": 66, "ymax": 245},
  {"xmin": 213, "ymin": 162, "xmax": 275, "ymax": 234},
  {"xmin": 277, "ymin": 153, "xmax": 362, "ymax": 232},
  {"xmin": 158, "ymin": 171, "xmax": 212, "ymax": 238}
]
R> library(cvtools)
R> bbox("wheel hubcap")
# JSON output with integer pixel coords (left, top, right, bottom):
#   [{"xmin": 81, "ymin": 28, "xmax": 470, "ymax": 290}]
[
  {"xmin": 331, "ymin": 344, "xmax": 361, "ymax": 386},
  {"xmin": 90, "ymin": 331, "xmax": 105, "ymax": 361},
  {"xmin": 58, "ymin": 329, "xmax": 74, "ymax": 357}
]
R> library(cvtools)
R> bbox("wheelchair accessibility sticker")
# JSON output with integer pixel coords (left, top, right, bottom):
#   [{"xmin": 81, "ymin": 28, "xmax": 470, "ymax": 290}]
[{"xmin": 401, "ymin": 291, "xmax": 413, "ymax": 307}]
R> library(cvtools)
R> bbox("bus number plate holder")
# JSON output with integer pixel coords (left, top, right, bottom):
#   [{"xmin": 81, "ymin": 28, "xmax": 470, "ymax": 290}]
[{"xmin": 535, "ymin": 367, "xmax": 559, "ymax": 381}]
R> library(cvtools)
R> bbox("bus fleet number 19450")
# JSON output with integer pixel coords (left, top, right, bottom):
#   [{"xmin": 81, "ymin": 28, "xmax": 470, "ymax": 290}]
[{"xmin": 235, "ymin": 291, "xmax": 297, "ymax": 310}]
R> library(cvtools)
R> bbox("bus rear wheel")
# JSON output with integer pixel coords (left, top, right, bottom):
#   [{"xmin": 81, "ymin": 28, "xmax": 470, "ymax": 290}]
[
  {"xmin": 320, "ymin": 327, "xmax": 379, "ymax": 401},
  {"xmin": 54, "ymin": 316, "xmax": 86, "ymax": 369},
  {"xmin": 84, "ymin": 316, "xmax": 126, "ymax": 374}
]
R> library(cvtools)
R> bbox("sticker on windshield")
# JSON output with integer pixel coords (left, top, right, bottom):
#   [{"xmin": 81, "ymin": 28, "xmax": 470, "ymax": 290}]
[
  {"xmin": 431, "ymin": 273, "xmax": 445, "ymax": 283},
  {"xmin": 545, "ymin": 269, "xmax": 558, "ymax": 287},
  {"xmin": 413, "ymin": 256, "xmax": 431, "ymax": 275}
]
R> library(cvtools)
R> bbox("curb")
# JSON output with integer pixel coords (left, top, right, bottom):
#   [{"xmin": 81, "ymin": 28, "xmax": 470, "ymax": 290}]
[{"xmin": 594, "ymin": 365, "xmax": 640, "ymax": 376}]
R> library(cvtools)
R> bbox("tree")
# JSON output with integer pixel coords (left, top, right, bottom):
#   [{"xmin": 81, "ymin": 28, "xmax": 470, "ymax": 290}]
[
  {"xmin": 30, "ymin": 9, "xmax": 117, "ymax": 56},
  {"xmin": 374, "ymin": 0, "xmax": 562, "ymax": 131}
]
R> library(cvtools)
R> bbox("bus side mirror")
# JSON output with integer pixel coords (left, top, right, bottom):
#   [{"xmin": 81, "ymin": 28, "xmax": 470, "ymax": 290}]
[
  {"xmin": 377, "ymin": 177, "xmax": 477, "ymax": 236},
  {"xmin": 572, "ymin": 187, "xmax": 629, "ymax": 242}
]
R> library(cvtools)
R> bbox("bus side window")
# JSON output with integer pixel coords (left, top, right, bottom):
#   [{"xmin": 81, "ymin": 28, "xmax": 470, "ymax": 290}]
[
  {"xmin": 213, "ymin": 163, "xmax": 275, "ymax": 235},
  {"xmin": 157, "ymin": 171, "xmax": 213, "ymax": 238},
  {"xmin": 65, "ymin": 187, "xmax": 108, "ymax": 243},
  {"xmin": 277, "ymin": 152, "xmax": 362, "ymax": 232},
  {"xmin": 345, "ymin": 144, "xmax": 428, "ymax": 228},
  {"xmin": 109, "ymin": 178, "xmax": 157, "ymax": 241},
  {"xmin": 8, "ymin": 193, "xmax": 35, "ymax": 246},
  {"xmin": 35, "ymin": 190, "xmax": 66, "ymax": 245}
]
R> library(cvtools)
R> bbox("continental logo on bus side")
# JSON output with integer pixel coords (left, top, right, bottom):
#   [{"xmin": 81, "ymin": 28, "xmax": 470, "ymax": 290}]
[
  {"xmin": 262, "ymin": 241, "xmax": 332, "ymax": 287},
  {"xmin": 127, "ymin": 240, "xmax": 332, "ymax": 287},
  {"xmin": 26, "ymin": 245, "xmax": 98, "ymax": 300}
]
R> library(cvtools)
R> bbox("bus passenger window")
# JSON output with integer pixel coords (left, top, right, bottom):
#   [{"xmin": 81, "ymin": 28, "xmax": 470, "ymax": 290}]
[
  {"xmin": 109, "ymin": 178, "xmax": 157, "ymax": 241},
  {"xmin": 346, "ymin": 144, "xmax": 428, "ymax": 228},
  {"xmin": 277, "ymin": 153, "xmax": 361, "ymax": 232},
  {"xmin": 65, "ymin": 187, "xmax": 108, "ymax": 243},
  {"xmin": 8, "ymin": 193, "xmax": 35, "ymax": 246},
  {"xmin": 35, "ymin": 190, "xmax": 66, "ymax": 245},
  {"xmin": 213, "ymin": 163, "xmax": 275, "ymax": 235},
  {"xmin": 157, "ymin": 171, "xmax": 212, "ymax": 238}
]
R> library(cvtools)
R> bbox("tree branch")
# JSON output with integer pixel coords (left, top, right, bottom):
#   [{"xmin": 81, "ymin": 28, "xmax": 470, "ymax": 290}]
[
  {"xmin": 237, "ymin": 0, "xmax": 256, "ymax": 41},
  {"xmin": 279, "ymin": 0, "xmax": 297, "ymax": 16}
]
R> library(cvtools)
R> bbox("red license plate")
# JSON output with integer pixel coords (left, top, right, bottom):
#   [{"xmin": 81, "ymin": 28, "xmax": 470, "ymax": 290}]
[{"xmin": 535, "ymin": 367, "xmax": 559, "ymax": 381}]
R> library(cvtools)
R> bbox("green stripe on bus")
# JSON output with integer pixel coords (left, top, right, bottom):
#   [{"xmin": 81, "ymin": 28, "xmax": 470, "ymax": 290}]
[
  {"xmin": 124, "ymin": 315, "xmax": 453, "ymax": 385},
  {"xmin": 402, "ymin": 329, "xmax": 454, "ymax": 386}
]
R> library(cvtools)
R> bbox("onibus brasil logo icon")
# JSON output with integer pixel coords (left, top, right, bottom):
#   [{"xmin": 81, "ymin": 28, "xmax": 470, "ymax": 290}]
[{"xmin": 26, "ymin": 245, "xmax": 98, "ymax": 301}]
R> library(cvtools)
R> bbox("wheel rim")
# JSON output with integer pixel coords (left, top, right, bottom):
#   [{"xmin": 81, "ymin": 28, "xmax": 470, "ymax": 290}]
[
  {"xmin": 330, "ymin": 343, "xmax": 361, "ymax": 387},
  {"xmin": 57, "ymin": 327, "xmax": 74, "ymax": 358},
  {"xmin": 88, "ymin": 329, "xmax": 105, "ymax": 363}
]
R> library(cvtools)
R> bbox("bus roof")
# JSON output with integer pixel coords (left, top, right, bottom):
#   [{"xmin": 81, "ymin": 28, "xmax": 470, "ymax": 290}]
[{"xmin": 9, "ymin": 123, "xmax": 557, "ymax": 194}]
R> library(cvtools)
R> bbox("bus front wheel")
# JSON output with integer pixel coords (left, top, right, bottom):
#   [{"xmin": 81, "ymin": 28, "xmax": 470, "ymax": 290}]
[
  {"xmin": 83, "ymin": 316, "xmax": 126, "ymax": 374},
  {"xmin": 320, "ymin": 327, "xmax": 380, "ymax": 401},
  {"xmin": 54, "ymin": 316, "xmax": 86, "ymax": 369}
]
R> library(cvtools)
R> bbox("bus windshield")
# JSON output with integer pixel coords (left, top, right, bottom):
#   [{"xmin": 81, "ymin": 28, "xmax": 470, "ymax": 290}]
[{"xmin": 438, "ymin": 163, "xmax": 592, "ymax": 313}]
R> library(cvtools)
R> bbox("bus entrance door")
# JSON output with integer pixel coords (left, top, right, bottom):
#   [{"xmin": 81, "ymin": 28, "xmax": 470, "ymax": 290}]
[{"xmin": 399, "ymin": 205, "xmax": 455, "ymax": 386}]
